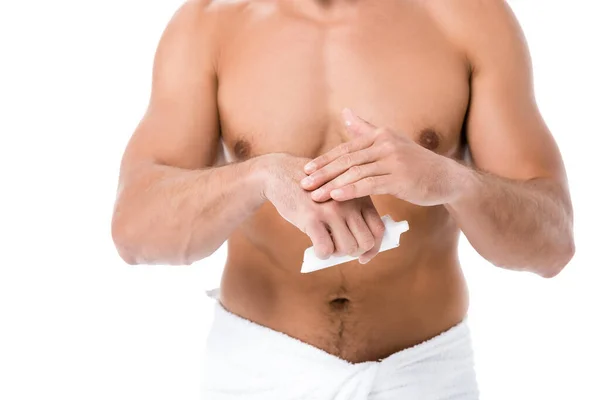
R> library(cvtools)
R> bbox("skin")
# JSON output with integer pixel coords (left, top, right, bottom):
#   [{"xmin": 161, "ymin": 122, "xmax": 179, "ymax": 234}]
[
  {"xmin": 111, "ymin": 0, "xmax": 574, "ymax": 363},
  {"xmin": 302, "ymin": 109, "xmax": 574, "ymax": 274}
]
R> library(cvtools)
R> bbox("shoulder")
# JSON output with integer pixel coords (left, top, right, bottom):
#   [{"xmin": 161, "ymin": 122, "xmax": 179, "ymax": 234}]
[
  {"xmin": 423, "ymin": 0, "xmax": 529, "ymax": 72},
  {"xmin": 171, "ymin": 0, "xmax": 271, "ymax": 47},
  {"xmin": 155, "ymin": 0, "xmax": 260, "ymax": 70},
  {"xmin": 165, "ymin": 0, "xmax": 250, "ymax": 29},
  {"xmin": 423, "ymin": 0, "xmax": 523, "ymax": 38},
  {"xmin": 163, "ymin": 0, "xmax": 263, "ymax": 36},
  {"xmin": 180, "ymin": 0, "xmax": 270, "ymax": 24}
]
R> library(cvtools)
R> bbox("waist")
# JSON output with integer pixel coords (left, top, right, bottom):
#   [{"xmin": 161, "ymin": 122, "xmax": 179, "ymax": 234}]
[
  {"xmin": 219, "ymin": 240, "xmax": 469, "ymax": 363},
  {"xmin": 202, "ymin": 300, "xmax": 478, "ymax": 399}
]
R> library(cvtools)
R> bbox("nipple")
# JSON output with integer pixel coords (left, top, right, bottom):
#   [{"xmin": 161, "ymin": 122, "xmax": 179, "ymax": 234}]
[{"xmin": 418, "ymin": 129, "xmax": 440, "ymax": 151}]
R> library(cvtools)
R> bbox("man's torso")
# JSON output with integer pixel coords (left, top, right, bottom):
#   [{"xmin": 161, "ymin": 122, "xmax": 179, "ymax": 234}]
[{"xmin": 211, "ymin": 0, "xmax": 471, "ymax": 363}]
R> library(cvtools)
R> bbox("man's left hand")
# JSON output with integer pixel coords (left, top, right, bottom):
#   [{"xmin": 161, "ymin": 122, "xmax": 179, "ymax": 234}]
[{"xmin": 301, "ymin": 108, "xmax": 472, "ymax": 206}]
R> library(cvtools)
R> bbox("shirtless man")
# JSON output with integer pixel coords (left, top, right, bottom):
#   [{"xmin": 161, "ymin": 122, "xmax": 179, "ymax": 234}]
[{"xmin": 111, "ymin": 0, "xmax": 574, "ymax": 398}]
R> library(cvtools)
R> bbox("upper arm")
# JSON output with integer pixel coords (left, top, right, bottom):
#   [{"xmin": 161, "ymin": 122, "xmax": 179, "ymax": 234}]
[
  {"xmin": 435, "ymin": 0, "xmax": 568, "ymax": 184},
  {"xmin": 119, "ymin": 0, "xmax": 221, "ymax": 181}
]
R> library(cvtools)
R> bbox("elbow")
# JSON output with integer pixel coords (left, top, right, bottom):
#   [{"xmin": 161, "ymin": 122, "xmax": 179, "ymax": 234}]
[
  {"xmin": 117, "ymin": 249, "xmax": 139, "ymax": 266},
  {"xmin": 111, "ymin": 212, "xmax": 207, "ymax": 266},
  {"xmin": 538, "ymin": 238, "xmax": 576, "ymax": 279},
  {"xmin": 111, "ymin": 214, "xmax": 142, "ymax": 265}
]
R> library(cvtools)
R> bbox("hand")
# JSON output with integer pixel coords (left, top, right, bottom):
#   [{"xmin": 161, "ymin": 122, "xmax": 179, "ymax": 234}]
[
  {"xmin": 262, "ymin": 153, "xmax": 385, "ymax": 264},
  {"xmin": 300, "ymin": 109, "xmax": 469, "ymax": 206}
]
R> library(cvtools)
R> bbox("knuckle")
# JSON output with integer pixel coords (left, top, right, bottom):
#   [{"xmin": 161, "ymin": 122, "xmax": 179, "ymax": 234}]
[
  {"xmin": 349, "ymin": 165, "xmax": 362, "ymax": 177},
  {"xmin": 345, "ymin": 243, "xmax": 358, "ymax": 255},
  {"xmin": 308, "ymin": 214, "xmax": 325, "ymax": 227},
  {"xmin": 306, "ymin": 208, "xmax": 321, "ymax": 220},
  {"xmin": 364, "ymin": 176, "xmax": 377, "ymax": 186},
  {"xmin": 319, "ymin": 240, "xmax": 334, "ymax": 253},
  {"xmin": 372, "ymin": 221, "xmax": 386, "ymax": 238},
  {"xmin": 381, "ymin": 139, "xmax": 396, "ymax": 153},
  {"xmin": 314, "ymin": 228, "xmax": 329, "ymax": 242},
  {"xmin": 321, "ymin": 203, "xmax": 338, "ymax": 218},
  {"xmin": 348, "ymin": 214, "xmax": 365, "ymax": 229},
  {"xmin": 380, "ymin": 128, "xmax": 394, "ymax": 139},
  {"xmin": 361, "ymin": 236, "xmax": 376, "ymax": 250},
  {"xmin": 339, "ymin": 154, "xmax": 353, "ymax": 167},
  {"xmin": 302, "ymin": 219, "xmax": 316, "ymax": 234},
  {"xmin": 375, "ymin": 127, "xmax": 387, "ymax": 136},
  {"xmin": 374, "ymin": 222, "xmax": 386, "ymax": 238}
]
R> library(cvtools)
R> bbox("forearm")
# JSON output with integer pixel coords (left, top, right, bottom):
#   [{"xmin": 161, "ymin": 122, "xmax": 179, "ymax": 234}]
[
  {"xmin": 112, "ymin": 156, "xmax": 269, "ymax": 265},
  {"xmin": 446, "ymin": 166, "xmax": 574, "ymax": 277}
]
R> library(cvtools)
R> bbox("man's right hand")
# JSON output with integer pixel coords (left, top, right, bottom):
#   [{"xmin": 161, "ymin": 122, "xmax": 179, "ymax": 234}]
[{"xmin": 260, "ymin": 153, "xmax": 385, "ymax": 264}]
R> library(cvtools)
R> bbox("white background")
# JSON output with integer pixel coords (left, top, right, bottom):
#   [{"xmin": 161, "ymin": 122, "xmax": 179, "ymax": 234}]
[{"xmin": 0, "ymin": 1, "xmax": 598, "ymax": 399}]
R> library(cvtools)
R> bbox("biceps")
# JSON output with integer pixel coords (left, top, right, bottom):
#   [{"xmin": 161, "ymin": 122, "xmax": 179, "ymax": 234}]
[
  {"xmin": 119, "ymin": 1, "xmax": 221, "ymax": 176},
  {"xmin": 465, "ymin": 68, "xmax": 567, "ymax": 183},
  {"xmin": 123, "ymin": 100, "xmax": 221, "ymax": 173},
  {"xmin": 118, "ymin": 70, "xmax": 221, "ymax": 182}
]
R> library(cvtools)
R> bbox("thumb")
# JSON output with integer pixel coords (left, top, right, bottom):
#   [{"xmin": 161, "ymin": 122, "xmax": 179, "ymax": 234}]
[{"xmin": 342, "ymin": 108, "xmax": 377, "ymax": 138}]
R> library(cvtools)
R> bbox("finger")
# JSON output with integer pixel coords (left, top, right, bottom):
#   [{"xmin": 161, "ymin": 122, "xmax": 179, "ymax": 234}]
[
  {"xmin": 346, "ymin": 213, "xmax": 376, "ymax": 257},
  {"xmin": 302, "ymin": 147, "xmax": 378, "ymax": 191},
  {"xmin": 343, "ymin": 108, "xmax": 378, "ymax": 138},
  {"xmin": 311, "ymin": 162, "xmax": 381, "ymax": 202},
  {"xmin": 305, "ymin": 221, "xmax": 335, "ymax": 260},
  {"xmin": 358, "ymin": 207, "xmax": 386, "ymax": 264},
  {"xmin": 330, "ymin": 175, "xmax": 391, "ymax": 201},
  {"xmin": 304, "ymin": 135, "xmax": 374, "ymax": 175},
  {"xmin": 328, "ymin": 218, "xmax": 359, "ymax": 257}
]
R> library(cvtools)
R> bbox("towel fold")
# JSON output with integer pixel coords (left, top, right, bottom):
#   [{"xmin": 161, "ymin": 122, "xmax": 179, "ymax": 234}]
[{"xmin": 200, "ymin": 299, "xmax": 479, "ymax": 400}]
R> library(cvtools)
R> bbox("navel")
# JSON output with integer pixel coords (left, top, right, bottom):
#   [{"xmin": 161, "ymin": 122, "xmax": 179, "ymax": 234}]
[
  {"xmin": 418, "ymin": 128, "xmax": 440, "ymax": 151},
  {"xmin": 329, "ymin": 297, "xmax": 351, "ymax": 312}
]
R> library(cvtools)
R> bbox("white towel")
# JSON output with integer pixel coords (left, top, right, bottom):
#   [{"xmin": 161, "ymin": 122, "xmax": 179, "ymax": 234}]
[{"xmin": 200, "ymin": 300, "xmax": 480, "ymax": 400}]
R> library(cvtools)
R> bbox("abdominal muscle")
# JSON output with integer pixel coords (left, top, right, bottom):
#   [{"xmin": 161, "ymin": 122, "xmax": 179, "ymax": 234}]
[{"xmin": 218, "ymin": 194, "xmax": 470, "ymax": 363}]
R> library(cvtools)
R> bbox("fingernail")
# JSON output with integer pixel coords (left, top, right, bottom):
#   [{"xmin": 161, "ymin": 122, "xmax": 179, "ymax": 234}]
[
  {"xmin": 313, "ymin": 188, "xmax": 324, "ymax": 198},
  {"xmin": 305, "ymin": 163, "xmax": 316, "ymax": 173},
  {"xmin": 331, "ymin": 189, "xmax": 343, "ymax": 198},
  {"xmin": 301, "ymin": 176, "xmax": 313, "ymax": 187}
]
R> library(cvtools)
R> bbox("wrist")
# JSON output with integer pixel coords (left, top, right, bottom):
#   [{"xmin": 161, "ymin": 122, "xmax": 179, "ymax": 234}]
[
  {"xmin": 447, "ymin": 160, "xmax": 481, "ymax": 207},
  {"xmin": 250, "ymin": 153, "xmax": 284, "ymax": 201}
]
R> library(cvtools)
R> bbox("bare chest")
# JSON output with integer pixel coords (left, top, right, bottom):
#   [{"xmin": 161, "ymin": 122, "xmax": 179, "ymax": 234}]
[{"xmin": 216, "ymin": 3, "xmax": 470, "ymax": 161}]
